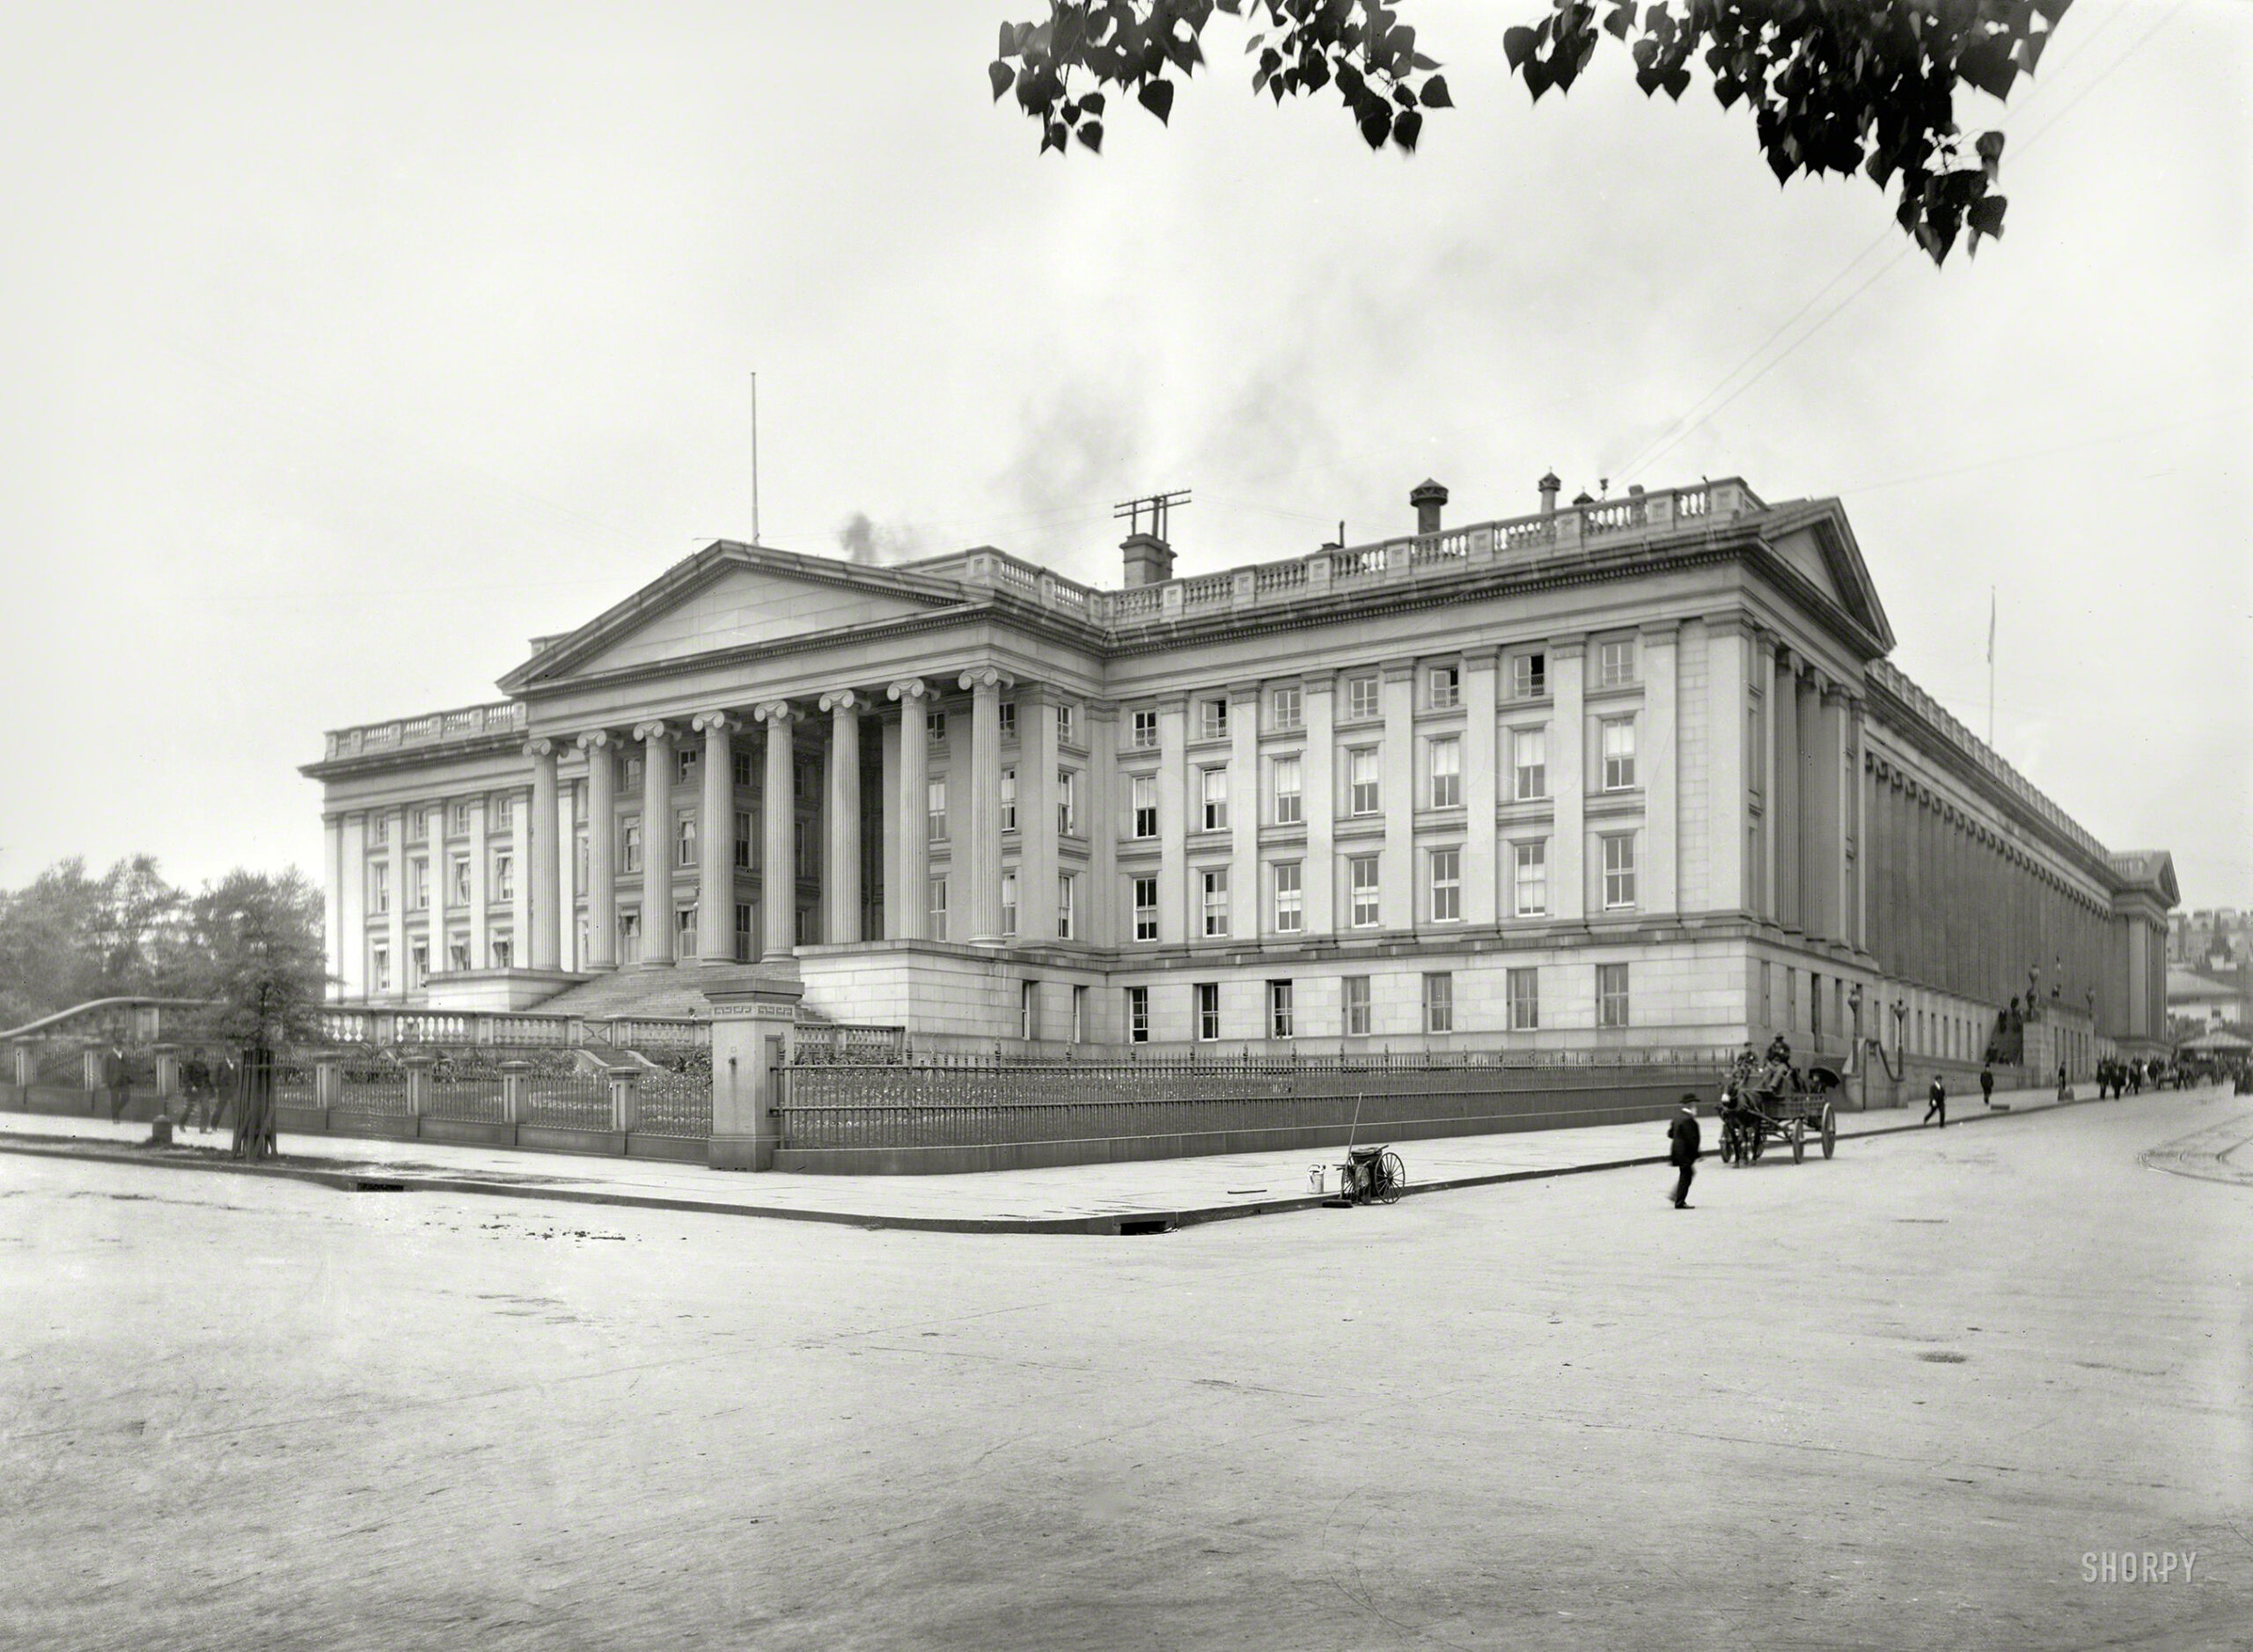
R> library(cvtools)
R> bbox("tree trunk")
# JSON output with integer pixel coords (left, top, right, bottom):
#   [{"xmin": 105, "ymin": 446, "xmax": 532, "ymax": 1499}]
[{"xmin": 232, "ymin": 1043, "xmax": 277, "ymax": 1161}]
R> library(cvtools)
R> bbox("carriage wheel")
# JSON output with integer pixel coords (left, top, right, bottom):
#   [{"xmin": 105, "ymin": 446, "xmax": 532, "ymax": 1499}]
[
  {"xmin": 1790, "ymin": 1118, "xmax": 1807, "ymax": 1164},
  {"xmin": 1820, "ymin": 1103, "xmax": 1837, "ymax": 1159},
  {"xmin": 1378, "ymin": 1151, "xmax": 1405, "ymax": 1205},
  {"xmin": 1721, "ymin": 1127, "xmax": 1739, "ymax": 1166}
]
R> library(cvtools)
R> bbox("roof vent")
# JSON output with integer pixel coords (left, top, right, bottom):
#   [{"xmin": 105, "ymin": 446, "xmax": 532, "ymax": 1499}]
[{"xmin": 1409, "ymin": 479, "xmax": 1449, "ymax": 536}]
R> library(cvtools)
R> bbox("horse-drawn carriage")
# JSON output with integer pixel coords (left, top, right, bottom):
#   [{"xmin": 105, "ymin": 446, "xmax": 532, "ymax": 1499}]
[{"xmin": 1717, "ymin": 1052, "xmax": 1840, "ymax": 1165}]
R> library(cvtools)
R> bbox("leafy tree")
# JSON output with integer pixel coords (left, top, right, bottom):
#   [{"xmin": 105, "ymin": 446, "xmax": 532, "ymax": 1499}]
[
  {"xmin": 989, "ymin": 0, "xmax": 2072, "ymax": 262},
  {"xmin": 0, "ymin": 857, "xmax": 178, "ymax": 1026}
]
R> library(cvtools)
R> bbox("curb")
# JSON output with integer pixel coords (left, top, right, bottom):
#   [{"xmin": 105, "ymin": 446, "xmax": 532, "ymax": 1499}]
[{"xmin": 0, "ymin": 1088, "xmax": 2132, "ymax": 1236}]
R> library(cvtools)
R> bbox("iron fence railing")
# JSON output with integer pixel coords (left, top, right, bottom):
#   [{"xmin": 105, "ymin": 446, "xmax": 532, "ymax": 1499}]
[
  {"xmin": 635, "ymin": 1070, "xmax": 713, "ymax": 1137},
  {"xmin": 428, "ymin": 1073, "xmax": 509, "ymax": 1124},
  {"xmin": 521, "ymin": 1073, "xmax": 612, "ymax": 1131}
]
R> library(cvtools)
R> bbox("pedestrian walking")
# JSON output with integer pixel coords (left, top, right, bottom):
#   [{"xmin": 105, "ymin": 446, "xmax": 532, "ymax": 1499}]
[
  {"xmin": 1666, "ymin": 1094, "xmax": 1701, "ymax": 1209},
  {"xmin": 107, "ymin": 1046, "xmax": 132, "ymax": 1124},
  {"xmin": 2056, "ymin": 1061, "xmax": 2071, "ymax": 1102},
  {"xmin": 1979, "ymin": 1064, "xmax": 1995, "ymax": 1108},
  {"xmin": 1924, "ymin": 1072, "xmax": 1948, "ymax": 1128}
]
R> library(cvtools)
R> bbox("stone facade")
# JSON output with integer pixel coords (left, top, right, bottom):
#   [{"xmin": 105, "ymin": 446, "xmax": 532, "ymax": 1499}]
[{"xmin": 303, "ymin": 474, "xmax": 2179, "ymax": 1067}]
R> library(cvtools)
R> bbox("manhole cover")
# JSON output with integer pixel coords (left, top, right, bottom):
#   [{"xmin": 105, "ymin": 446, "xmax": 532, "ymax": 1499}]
[{"xmin": 1918, "ymin": 1351, "xmax": 1970, "ymax": 1363}]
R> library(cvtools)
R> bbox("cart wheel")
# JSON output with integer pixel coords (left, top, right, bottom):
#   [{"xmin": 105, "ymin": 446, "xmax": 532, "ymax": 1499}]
[
  {"xmin": 1379, "ymin": 1150, "xmax": 1405, "ymax": 1205},
  {"xmin": 1821, "ymin": 1103, "xmax": 1837, "ymax": 1159},
  {"xmin": 1720, "ymin": 1128, "xmax": 1737, "ymax": 1166},
  {"xmin": 1790, "ymin": 1119, "xmax": 1806, "ymax": 1164}
]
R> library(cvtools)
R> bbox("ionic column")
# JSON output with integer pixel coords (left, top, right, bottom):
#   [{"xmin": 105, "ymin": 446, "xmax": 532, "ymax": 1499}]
[
  {"xmin": 694, "ymin": 713, "xmax": 738, "ymax": 964},
  {"xmin": 1755, "ymin": 630, "xmax": 1780, "ymax": 922},
  {"xmin": 635, "ymin": 722, "xmax": 676, "ymax": 965},
  {"xmin": 1773, "ymin": 650, "xmax": 1802, "ymax": 932},
  {"xmin": 1814, "ymin": 679, "xmax": 1847, "ymax": 943},
  {"xmin": 1087, "ymin": 702, "xmax": 1119, "ymax": 947},
  {"xmin": 323, "ymin": 817, "xmax": 345, "ymax": 1000},
  {"xmin": 756, "ymin": 702, "xmax": 800, "ymax": 957},
  {"xmin": 527, "ymin": 739, "xmax": 561, "ymax": 969},
  {"xmin": 820, "ymin": 692, "xmax": 862, "ymax": 944},
  {"xmin": 468, "ymin": 794, "xmax": 490, "ymax": 968},
  {"xmin": 961, "ymin": 668, "xmax": 1010, "ymax": 943},
  {"xmin": 385, "ymin": 806, "xmax": 407, "ymax": 995},
  {"xmin": 1847, "ymin": 698, "xmax": 1868, "ymax": 951},
  {"xmin": 578, "ymin": 731, "xmax": 617, "ymax": 968},
  {"xmin": 887, "ymin": 680, "xmax": 928, "ymax": 940}
]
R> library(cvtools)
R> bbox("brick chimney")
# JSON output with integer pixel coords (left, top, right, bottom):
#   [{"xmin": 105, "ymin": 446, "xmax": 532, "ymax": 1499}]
[
  {"xmin": 1121, "ymin": 530, "xmax": 1175, "ymax": 588},
  {"xmin": 1410, "ymin": 479, "xmax": 1448, "ymax": 536},
  {"xmin": 1538, "ymin": 470, "xmax": 1560, "ymax": 515}
]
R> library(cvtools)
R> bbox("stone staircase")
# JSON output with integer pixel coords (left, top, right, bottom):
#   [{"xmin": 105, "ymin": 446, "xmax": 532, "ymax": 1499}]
[{"xmin": 531, "ymin": 967, "xmax": 723, "ymax": 1022}]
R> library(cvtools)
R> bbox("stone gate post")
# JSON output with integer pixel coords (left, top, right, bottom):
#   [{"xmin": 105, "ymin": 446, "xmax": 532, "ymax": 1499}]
[{"xmin": 702, "ymin": 962, "xmax": 805, "ymax": 1171}]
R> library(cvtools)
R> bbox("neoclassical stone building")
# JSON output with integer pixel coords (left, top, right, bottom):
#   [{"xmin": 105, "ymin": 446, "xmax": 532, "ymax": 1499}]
[{"xmin": 303, "ymin": 474, "xmax": 2177, "ymax": 1069}]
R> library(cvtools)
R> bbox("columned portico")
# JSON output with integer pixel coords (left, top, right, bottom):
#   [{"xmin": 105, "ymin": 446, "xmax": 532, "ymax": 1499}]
[
  {"xmin": 756, "ymin": 701, "xmax": 798, "ymax": 957},
  {"xmin": 527, "ymin": 738, "xmax": 561, "ymax": 970},
  {"xmin": 694, "ymin": 712, "xmax": 738, "ymax": 964},
  {"xmin": 578, "ymin": 730, "xmax": 617, "ymax": 968},
  {"xmin": 820, "ymin": 691, "xmax": 862, "ymax": 944},
  {"xmin": 635, "ymin": 721, "xmax": 675, "ymax": 965},
  {"xmin": 888, "ymin": 679, "xmax": 929, "ymax": 940}
]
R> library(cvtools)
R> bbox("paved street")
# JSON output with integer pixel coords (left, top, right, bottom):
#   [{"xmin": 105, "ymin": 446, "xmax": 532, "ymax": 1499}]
[{"xmin": 4, "ymin": 1089, "xmax": 2247, "ymax": 1651}]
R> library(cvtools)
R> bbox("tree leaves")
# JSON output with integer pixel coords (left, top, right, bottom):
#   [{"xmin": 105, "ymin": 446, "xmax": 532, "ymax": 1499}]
[{"xmin": 984, "ymin": 0, "xmax": 2072, "ymax": 255}]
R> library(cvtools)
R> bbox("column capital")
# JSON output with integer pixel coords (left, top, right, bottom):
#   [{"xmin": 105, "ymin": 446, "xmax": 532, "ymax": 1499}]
[
  {"xmin": 632, "ymin": 720, "xmax": 671, "ymax": 744},
  {"xmin": 958, "ymin": 666, "xmax": 1012, "ymax": 693},
  {"xmin": 525, "ymin": 738, "xmax": 560, "ymax": 759},
  {"xmin": 818, "ymin": 689, "xmax": 862, "ymax": 714},
  {"xmin": 886, "ymin": 678, "xmax": 928, "ymax": 703},
  {"xmin": 691, "ymin": 710, "xmax": 740, "ymax": 735},
  {"xmin": 576, "ymin": 729, "xmax": 613, "ymax": 753},
  {"xmin": 752, "ymin": 700, "xmax": 801, "ymax": 725}
]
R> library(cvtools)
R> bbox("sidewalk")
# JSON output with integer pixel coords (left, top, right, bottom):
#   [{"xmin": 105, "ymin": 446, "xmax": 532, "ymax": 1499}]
[{"xmin": 0, "ymin": 1081, "xmax": 2142, "ymax": 1234}]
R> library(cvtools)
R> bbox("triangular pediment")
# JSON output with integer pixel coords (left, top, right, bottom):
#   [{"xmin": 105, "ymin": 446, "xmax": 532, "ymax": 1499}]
[
  {"xmin": 1752, "ymin": 500, "xmax": 1895, "ymax": 655},
  {"xmin": 501, "ymin": 542, "xmax": 968, "ymax": 690}
]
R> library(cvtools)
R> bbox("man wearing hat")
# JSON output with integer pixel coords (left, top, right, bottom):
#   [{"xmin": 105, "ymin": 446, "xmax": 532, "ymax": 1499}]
[{"xmin": 1666, "ymin": 1094, "xmax": 1702, "ymax": 1209}]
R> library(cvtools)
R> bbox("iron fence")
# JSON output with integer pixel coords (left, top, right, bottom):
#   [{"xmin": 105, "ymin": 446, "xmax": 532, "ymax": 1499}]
[
  {"xmin": 521, "ymin": 1073, "xmax": 613, "ymax": 1131},
  {"xmin": 635, "ymin": 1070, "xmax": 712, "ymax": 1137},
  {"xmin": 334, "ymin": 1056, "xmax": 410, "ymax": 1119}
]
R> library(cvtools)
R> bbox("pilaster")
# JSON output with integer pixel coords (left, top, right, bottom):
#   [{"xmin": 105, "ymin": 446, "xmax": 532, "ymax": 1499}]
[
  {"xmin": 1378, "ymin": 659, "xmax": 1416, "ymax": 931},
  {"xmin": 1461, "ymin": 650, "xmax": 1499, "ymax": 927},
  {"xmin": 1550, "ymin": 638, "xmax": 1587, "ymax": 924},
  {"xmin": 1641, "ymin": 620, "xmax": 1679, "ymax": 918}
]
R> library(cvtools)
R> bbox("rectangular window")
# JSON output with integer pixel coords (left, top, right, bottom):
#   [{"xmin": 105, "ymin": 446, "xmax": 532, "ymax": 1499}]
[
  {"xmin": 1427, "ymin": 737, "xmax": 1461, "ymax": 809},
  {"xmin": 677, "ymin": 906, "xmax": 698, "ymax": 956},
  {"xmin": 1350, "ymin": 855, "xmax": 1381, "ymax": 929},
  {"xmin": 1514, "ymin": 840, "xmax": 1548, "ymax": 917},
  {"xmin": 620, "ymin": 755, "xmax": 642, "ymax": 792},
  {"xmin": 408, "ymin": 859, "xmax": 429, "ymax": 911},
  {"xmin": 1603, "ymin": 833, "xmax": 1638, "ymax": 911},
  {"xmin": 927, "ymin": 778, "xmax": 947, "ymax": 841},
  {"xmin": 621, "ymin": 819, "xmax": 642, "ymax": 873},
  {"xmin": 1602, "ymin": 717, "xmax": 1637, "ymax": 790},
  {"xmin": 492, "ymin": 852, "xmax": 513, "ymax": 902},
  {"xmin": 1508, "ymin": 966, "xmax": 1539, "ymax": 1031},
  {"xmin": 1598, "ymin": 637, "xmax": 1637, "ymax": 687},
  {"xmin": 1131, "ymin": 709, "xmax": 1158, "ymax": 750},
  {"xmin": 1428, "ymin": 664, "xmax": 1460, "ymax": 709},
  {"xmin": 732, "ymin": 751, "xmax": 752, "ymax": 788},
  {"xmin": 1597, "ymin": 963, "xmax": 1631, "ymax": 1027},
  {"xmin": 1019, "ymin": 980, "xmax": 1038, "ymax": 1041},
  {"xmin": 1346, "ymin": 674, "xmax": 1380, "ymax": 720},
  {"xmin": 448, "ymin": 939, "xmax": 471, "ymax": 973},
  {"xmin": 1200, "ymin": 767, "xmax": 1228, "ymax": 832},
  {"xmin": 1057, "ymin": 703, "xmax": 1075, "ymax": 745},
  {"xmin": 371, "ymin": 946, "xmax": 391, "ymax": 993},
  {"xmin": 491, "ymin": 794, "xmax": 513, "ymax": 831},
  {"xmin": 795, "ymin": 906, "xmax": 815, "ymax": 947},
  {"xmin": 1200, "ymin": 698, "xmax": 1229, "ymax": 741},
  {"xmin": 449, "ymin": 800, "xmax": 471, "ymax": 837},
  {"xmin": 677, "ymin": 747, "xmax": 699, "ymax": 784},
  {"xmin": 368, "ymin": 861, "xmax": 390, "ymax": 914},
  {"xmin": 407, "ymin": 808, "xmax": 429, "ymax": 843},
  {"xmin": 1423, "ymin": 972, "xmax": 1454, "ymax": 1034},
  {"xmin": 1348, "ymin": 748, "xmax": 1380, "ymax": 816},
  {"xmin": 1269, "ymin": 980, "xmax": 1295, "ymax": 1039},
  {"xmin": 1001, "ymin": 870, "xmax": 1018, "ymax": 938},
  {"xmin": 410, "ymin": 942, "xmax": 429, "ymax": 988},
  {"xmin": 1057, "ymin": 873, "xmax": 1075, "ymax": 940},
  {"xmin": 1272, "ymin": 754, "xmax": 1303, "ymax": 825},
  {"xmin": 1270, "ymin": 684, "xmax": 1303, "ymax": 731},
  {"xmin": 1057, "ymin": 768, "xmax": 1076, "ymax": 836},
  {"xmin": 369, "ymin": 813, "xmax": 389, "ymax": 848},
  {"xmin": 734, "ymin": 901, "xmax": 752, "ymax": 962},
  {"xmin": 1196, "ymin": 982, "xmax": 1222, "ymax": 1041},
  {"xmin": 1429, "ymin": 848, "xmax": 1461, "ymax": 922},
  {"xmin": 1760, "ymin": 960, "xmax": 1772, "ymax": 1027},
  {"xmin": 490, "ymin": 935, "xmax": 513, "ymax": 970},
  {"xmin": 734, "ymin": 811, "xmax": 752, "ymax": 869},
  {"xmin": 1133, "ymin": 876, "xmax": 1159, "ymax": 942},
  {"xmin": 1131, "ymin": 775, "xmax": 1158, "ymax": 839},
  {"xmin": 1126, "ymin": 985, "xmax": 1151, "ymax": 1043},
  {"xmin": 1344, "ymin": 975, "xmax": 1371, "ymax": 1038},
  {"xmin": 574, "ymin": 830, "xmax": 588, "ymax": 894},
  {"xmin": 926, "ymin": 709, "xmax": 946, "ymax": 745},
  {"xmin": 1514, "ymin": 727, "xmax": 1547, "ymax": 801},
  {"xmin": 1071, "ymin": 984, "xmax": 1086, "ymax": 1042},
  {"xmin": 927, "ymin": 877, "xmax": 948, "ymax": 939},
  {"xmin": 1273, "ymin": 861, "xmax": 1303, "ymax": 933},
  {"xmin": 1811, "ymin": 972, "xmax": 1824, "ymax": 1039},
  {"xmin": 1000, "ymin": 767, "xmax": 1017, "ymax": 833},
  {"xmin": 1201, "ymin": 868, "xmax": 1229, "ymax": 937},
  {"xmin": 1512, "ymin": 651, "xmax": 1547, "ymax": 700},
  {"xmin": 677, "ymin": 811, "xmax": 697, "ymax": 867},
  {"xmin": 997, "ymin": 701, "xmax": 1017, "ymax": 739}
]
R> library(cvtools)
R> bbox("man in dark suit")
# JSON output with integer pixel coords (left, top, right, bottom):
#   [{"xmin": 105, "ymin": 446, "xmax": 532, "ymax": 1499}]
[{"xmin": 1667, "ymin": 1095, "xmax": 1702, "ymax": 1209}]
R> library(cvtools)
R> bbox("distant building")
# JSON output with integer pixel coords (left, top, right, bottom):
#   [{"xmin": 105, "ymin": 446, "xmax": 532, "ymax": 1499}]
[
  {"xmin": 303, "ymin": 474, "xmax": 2178, "ymax": 1068},
  {"xmin": 2167, "ymin": 967, "xmax": 2246, "ymax": 1032}
]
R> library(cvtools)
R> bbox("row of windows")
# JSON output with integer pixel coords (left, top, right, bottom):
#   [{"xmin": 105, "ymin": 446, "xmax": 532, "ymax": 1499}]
[
  {"xmin": 367, "ymin": 932, "xmax": 516, "ymax": 992},
  {"xmin": 365, "ymin": 852, "xmax": 515, "ymax": 914},
  {"xmin": 1122, "ymin": 963, "xmax": 1634, "ymax": 1041},
  {"xmin": 369, "ymin": 796, "xmax": 517, "ymax": 849},
  {"xmin": 1123, "ymin": 835, "xmax": 1634, "ymax": 938},
  {"xmin": 922, "ymin": 701, "xmax": 1082, "ymax": 747},
  {"xmin": 1119, "ymin": 642, "xmax": 1639, "ymax": 754}
]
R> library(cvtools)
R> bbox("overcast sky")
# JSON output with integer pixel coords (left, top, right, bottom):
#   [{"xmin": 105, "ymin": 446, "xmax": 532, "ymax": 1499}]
[{"xmin": 3, "ymin": 0, "xmax": 2247, "ymax": 910}]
